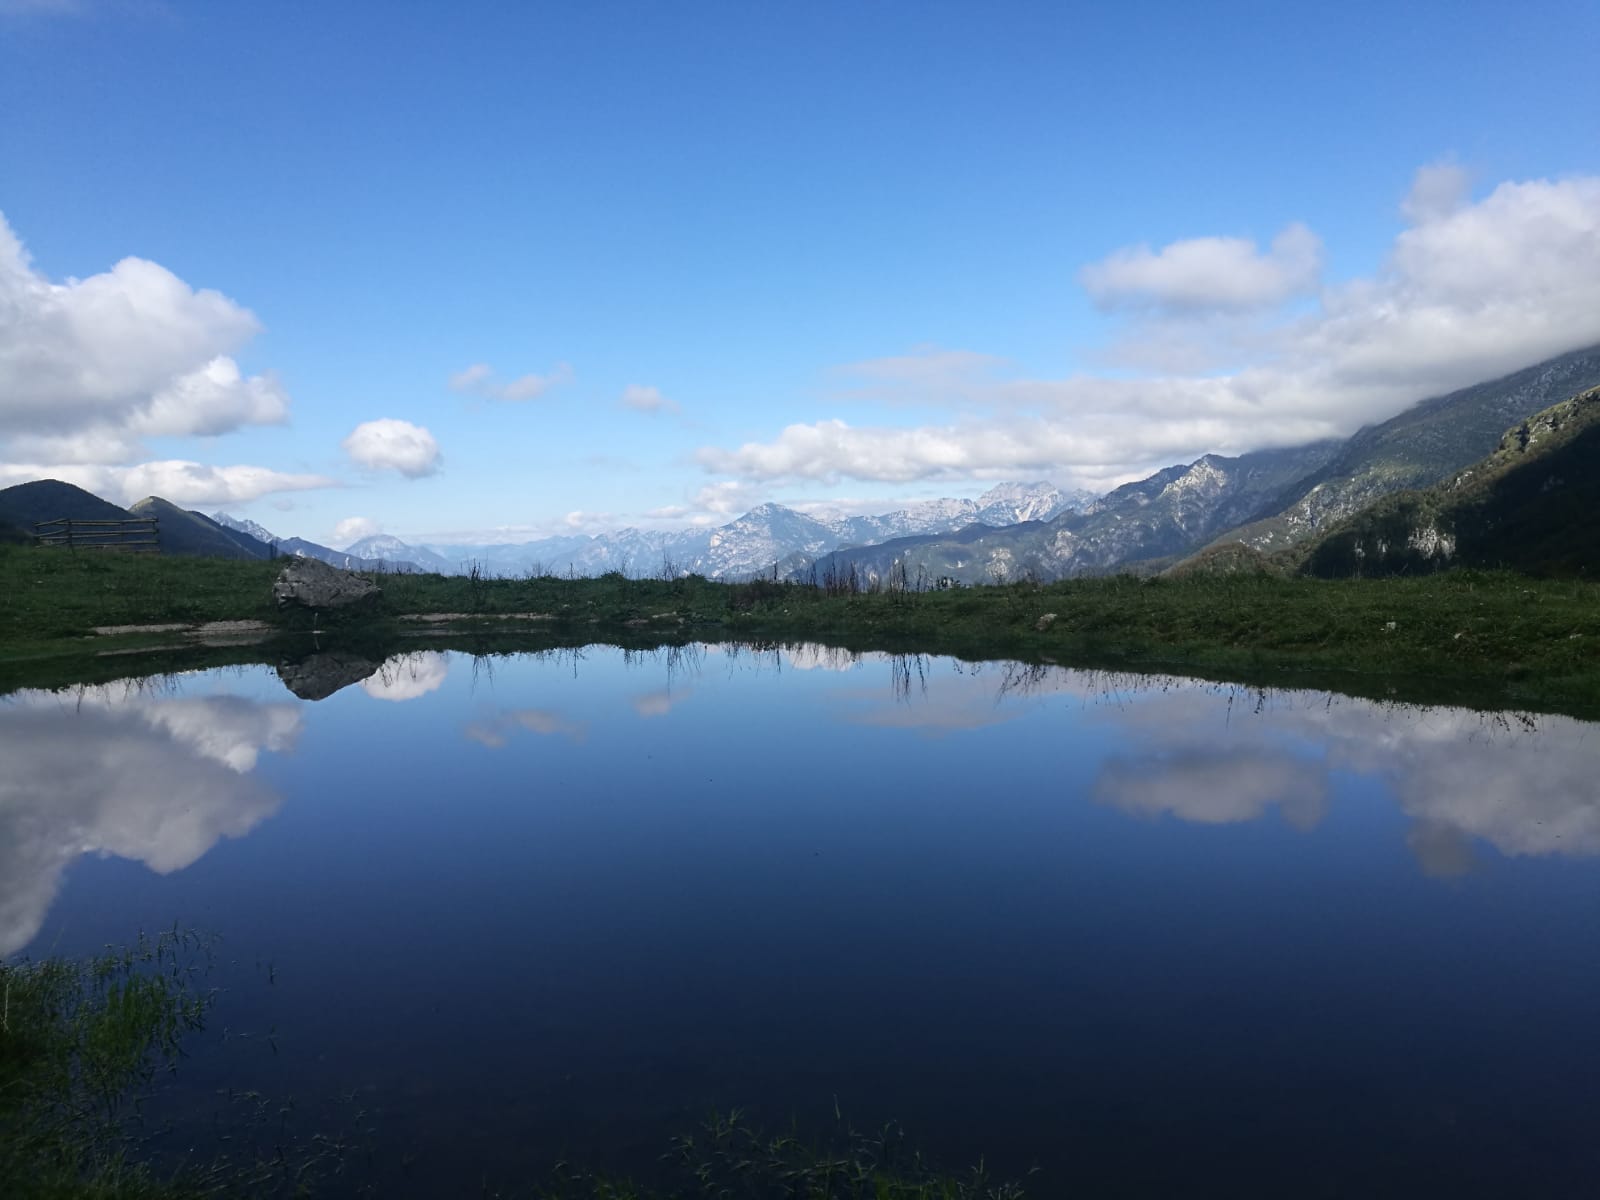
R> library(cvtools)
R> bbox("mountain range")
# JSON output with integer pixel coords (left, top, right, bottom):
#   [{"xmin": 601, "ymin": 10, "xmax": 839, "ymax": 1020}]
[
  {"xmin": 802, "ymin": 344, "xmax": 1600, "ymax": 585},
  {"xmin": 312, "ymin": 481, "xmax": 1097, "ymax": 580},
  {"xmin": 5, "ymin": 344, "xmax": 1599, "ymax": 585},
  {"xmin": 206, "ymin": 515, "xmax": 424, "ymax": 573}
]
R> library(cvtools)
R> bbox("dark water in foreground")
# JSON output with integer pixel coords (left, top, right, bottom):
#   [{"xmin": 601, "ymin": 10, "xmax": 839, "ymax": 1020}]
[{"xmin": 4, "ymin": 644, "xmax": 1599, "ymax": 1197}]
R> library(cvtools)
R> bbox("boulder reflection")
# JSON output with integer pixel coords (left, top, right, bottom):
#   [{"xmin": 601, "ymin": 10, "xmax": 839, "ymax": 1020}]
[{"xmin": 276, "ymin": 650, "xmax": 381, "ymax": 700}]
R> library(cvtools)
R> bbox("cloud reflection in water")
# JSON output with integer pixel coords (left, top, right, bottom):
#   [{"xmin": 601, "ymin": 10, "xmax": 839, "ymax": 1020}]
[
  {"xmin": 0, "ymin": 682, "xmax": 301, "ymax": 956},
  {"xmin": 361, "ymin": 652, "xmax": 451, "ymax": 702},
  {"xmin": 1086, "ymin": 684, "xmax": 1600, "ymax": 866},
  {"xmin": 465, "ymin": 708, "xmax": 587, "ymax": 748},
  {"xmin": 807, "ymin": 645, "xmax": 1600, "ymax": 872}
]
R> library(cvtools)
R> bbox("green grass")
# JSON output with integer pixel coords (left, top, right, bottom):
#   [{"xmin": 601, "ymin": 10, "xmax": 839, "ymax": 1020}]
[
  {"xmin": 6, "ymin": 546, "xmax": 1600, "ymax": 716},
  {"xmin": 0, "ymin": 546, "xmax": 279, "ymax": 645}
]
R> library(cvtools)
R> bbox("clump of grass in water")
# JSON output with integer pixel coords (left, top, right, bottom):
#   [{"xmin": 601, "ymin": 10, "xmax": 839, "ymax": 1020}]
[
  {"xmin": 1, "ymin": 927, "xmax": 216, "ymax": 1196},
  {"xmin": 533, "ymin": 1109, "xmax": 1030, "ymax": 1199},
  {"xmin": 0, "ymin": 929, "xmax": 359, "ymax": 1199},
  {"xmin": 3, "ymin": 931, "xmax": 1020, "ymax": 1198}
]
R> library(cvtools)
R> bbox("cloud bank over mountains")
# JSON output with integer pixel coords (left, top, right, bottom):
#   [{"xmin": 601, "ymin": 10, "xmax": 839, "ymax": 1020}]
[{"xmin": 698, "ymin": 168, "xmax": 1600, "ymax": 493}]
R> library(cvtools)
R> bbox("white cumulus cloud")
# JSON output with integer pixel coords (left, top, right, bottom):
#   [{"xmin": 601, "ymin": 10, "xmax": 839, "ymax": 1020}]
[
  {"xmin": 1080, "ymin": 222, "xmax": 1323, "ymax": 312},
  {"xmin": 0, "ymin": 213, "xmax": 288, "ymax": 450},
  {"xmin": 0, "ymin": 212, "xmax": 331, "ymax": 505},
  {"xmin": 332, "ymin": 516, "xmax": 381, "ymax": 546},
  {"xmin": 342, "ymin": 418, "xmax": 441, "ymax": 478}
]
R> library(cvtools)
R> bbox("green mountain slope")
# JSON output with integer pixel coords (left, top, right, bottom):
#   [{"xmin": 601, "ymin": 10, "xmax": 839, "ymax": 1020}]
[
  {"xmin": 126, "ymin": 497, "xmax": 274, "ymax": 559},
  {"xmin": 1218, "ymin": 344, "xmax": 1600, "ymax": 552},
  {"xmin": 1299, "ymin": 385, "xmax": 1600, "ymax": 578}
]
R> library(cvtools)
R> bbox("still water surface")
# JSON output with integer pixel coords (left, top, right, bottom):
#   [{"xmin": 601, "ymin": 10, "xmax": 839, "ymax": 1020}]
[{"xmin": 4, "ymin": 644, "xmax": 1599, "ymax": 1196}]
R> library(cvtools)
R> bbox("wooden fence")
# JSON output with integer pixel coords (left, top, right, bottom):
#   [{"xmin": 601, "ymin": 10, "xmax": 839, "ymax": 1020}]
[{"xmin": 35, "ymin": 517, "xmax": 160, "ymax": 553}]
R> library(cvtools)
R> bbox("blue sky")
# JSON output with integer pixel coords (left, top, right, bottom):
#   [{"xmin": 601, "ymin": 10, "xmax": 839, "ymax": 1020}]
[{"xmin": 2, "ymin": 0, "xmax": 1597, "ymax": 547}]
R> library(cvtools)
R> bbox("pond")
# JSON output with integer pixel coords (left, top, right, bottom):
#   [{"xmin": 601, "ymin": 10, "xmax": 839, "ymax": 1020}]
[{"xmin": 4, "ymin": 643, "xmax": 1599, "ymax": 1196}]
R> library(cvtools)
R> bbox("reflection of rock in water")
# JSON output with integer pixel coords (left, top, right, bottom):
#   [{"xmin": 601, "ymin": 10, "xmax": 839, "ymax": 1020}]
[{"xmin": 277, "ymin": 652, "xmax": 381, "ymax": 701}]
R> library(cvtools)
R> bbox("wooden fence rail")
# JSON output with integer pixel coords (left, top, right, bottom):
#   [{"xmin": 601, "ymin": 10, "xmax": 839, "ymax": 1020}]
[{"xmin": 35, "ymin": 517, "xmax": 160, "ymax": 553}]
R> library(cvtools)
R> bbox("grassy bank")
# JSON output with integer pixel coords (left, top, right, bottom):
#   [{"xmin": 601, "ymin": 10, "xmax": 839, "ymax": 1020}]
[
  {"xmin": 5, "ymin": 545, "xmax": 1600, "ymax": 715},
  {"xmin": 0, "ymin": 546, "xmax": 279, "ymax": 650}
]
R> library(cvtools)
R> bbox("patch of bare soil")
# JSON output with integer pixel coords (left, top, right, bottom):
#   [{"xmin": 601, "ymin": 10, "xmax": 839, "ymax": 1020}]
[
  {"xmin": 191, "ymin": 620, "xmax": 273, "ymax": 646},
  {"xmin": 398, "ymin": 612, "xmax": 557, "ymax": 622},
  {"xmin": 91, "ymin": 620, "xmax": 274, "ymax": 648}
]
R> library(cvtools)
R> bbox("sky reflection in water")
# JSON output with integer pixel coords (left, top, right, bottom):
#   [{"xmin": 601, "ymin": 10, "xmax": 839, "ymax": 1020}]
[{"xmin": 3, "ymin": 646, "xmax": 1598, "ymax": 1196}]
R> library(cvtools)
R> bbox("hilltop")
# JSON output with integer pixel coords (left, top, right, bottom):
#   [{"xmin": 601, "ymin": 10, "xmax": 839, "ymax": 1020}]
[
  {"xmin": 0, "ymin": 481, "xmax": 275, "ymax": 560},
  {"xmin": 0, "ymin": 479, "xmax": 134, "ymax": 528}
]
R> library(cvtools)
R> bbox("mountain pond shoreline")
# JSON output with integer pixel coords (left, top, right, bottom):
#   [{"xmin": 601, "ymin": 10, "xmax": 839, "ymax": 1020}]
[{"xmin": 3, "ymin": 544, "xmax": 1599, "ymax": 718}]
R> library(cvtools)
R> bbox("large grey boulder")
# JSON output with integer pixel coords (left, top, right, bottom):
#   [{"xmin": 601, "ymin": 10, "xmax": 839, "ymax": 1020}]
[{"xmin": 272, "ymin": 556, "xmax": 381, "ymax": 611}]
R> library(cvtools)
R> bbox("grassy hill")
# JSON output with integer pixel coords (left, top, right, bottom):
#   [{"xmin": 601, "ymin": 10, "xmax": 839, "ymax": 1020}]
[
  {"xmin": 1299, "ymin": 384, "xmax": 1600, "ymax": 578},
  {"xmin": 0, "ymin": 479, "xmax": 134, "ymax": 529},
  {"xmin": 0, "ymin": 482, "xmax": 279, "ymax": 560}
]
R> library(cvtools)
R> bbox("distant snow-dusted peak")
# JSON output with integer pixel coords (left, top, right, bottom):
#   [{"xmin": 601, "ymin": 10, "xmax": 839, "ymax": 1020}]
[{"xmin": 212, "ymin": 512, "xmax": 278, "ymax": 543}]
